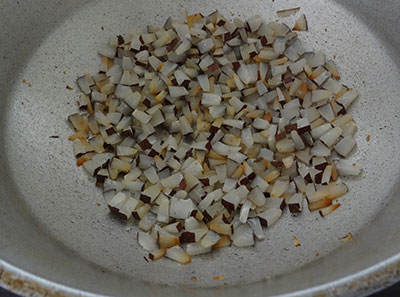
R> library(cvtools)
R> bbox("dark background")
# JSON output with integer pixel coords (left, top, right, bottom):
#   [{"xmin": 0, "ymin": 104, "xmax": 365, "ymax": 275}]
[{"xmin": 1, "ymin": 284, "xmax": 400, "ymax": 296}]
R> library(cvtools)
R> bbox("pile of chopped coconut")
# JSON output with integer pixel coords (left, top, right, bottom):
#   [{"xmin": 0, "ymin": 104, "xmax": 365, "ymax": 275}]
[{"xmin": 69, "ymin": 9, "xmax": 361, "ymax": 264}]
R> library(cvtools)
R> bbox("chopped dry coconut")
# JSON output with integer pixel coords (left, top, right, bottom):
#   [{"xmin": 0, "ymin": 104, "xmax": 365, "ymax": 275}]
[
  {"xmin": 68, "ymin": 10, "xmax": 361, "ymax": 264},
  {"xmin": 342, "ymin": 232, "xmax": 353, "ymax": 242},
  {"xmin": 293, "ymin": 236, "xmax": 301, "ymax": 247},
  {"xmin": 213, "ymin": 275, "xmax": 224, "ymax": 281}
]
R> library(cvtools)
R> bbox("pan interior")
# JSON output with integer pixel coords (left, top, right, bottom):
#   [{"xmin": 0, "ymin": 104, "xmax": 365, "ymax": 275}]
[{"xmin": 1, "ymin": 0, "xmax": 400, "ymax": 295}]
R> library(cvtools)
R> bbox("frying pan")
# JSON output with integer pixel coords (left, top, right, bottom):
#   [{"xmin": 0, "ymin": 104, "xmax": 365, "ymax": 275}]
[{"xmin": 1, "ymin": 0, "xmax": 400, "ymax": 296}]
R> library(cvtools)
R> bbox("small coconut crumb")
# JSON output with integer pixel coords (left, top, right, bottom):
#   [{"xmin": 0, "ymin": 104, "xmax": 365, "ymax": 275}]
[
  {"xmin": 191, "ymin": 276, "xmax": 197, "ymax": 281},
  {"xmin": 315, "ymin": 252, "xmax": 319, "ymax": 257},
  {"xmin": 293, "ymin": 236, "xmax": 301, "ymax": 247},
  {"xmin": 342, "ymin": 233, "xmax": 353, "ymax": 242},
  {"xmin": 66, "ymin": 85, "xmax": 73, "ymax": 90},
  {"xmin": 366, "ymin": 135, "xmax": 370, "ymax": 142},
  {"xmin": 22, "ymin": 79, "xmax": 26, "ymax": 83},
  {"xmin": 213, "ymin": 276, "xmax": 224, "ymax": 281}
]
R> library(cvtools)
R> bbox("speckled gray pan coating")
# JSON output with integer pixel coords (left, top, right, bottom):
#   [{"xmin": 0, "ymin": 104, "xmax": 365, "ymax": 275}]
[{"xmin": 1, "ymin": 0, "xmax": 400, "ymax": 296}]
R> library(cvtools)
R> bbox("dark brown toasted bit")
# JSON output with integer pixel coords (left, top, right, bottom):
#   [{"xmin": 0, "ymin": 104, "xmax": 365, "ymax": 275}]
[
  {"xmin": 284, "ymin": 124, "xmax": 298, "ymax": 134},
  {"xmin": 140, "ymin": 194, "xmax": 151, "ymax": 204},
  {"xmin": 304, "ymin": 173, "xmax": 313, "ymax": 183},
  {"xmin": 239, "ymin": 177, "xmax": 249, "ymax": 185},
  {"xmin": 315, "ymin": 162, "xmax": 328, "ymax": 171},
  {"xmin": 148, "ymin": 149, "xmax": 159, "ymax": 157},
  {"xmin": 260, "ymin": 35, "xmax": 268, "ymax": 46},
  {"xmin": 247, "ymin": 172, "xmax": 256, "ymax": 180},
  {"xmin": 179, "ymin": 179, "xmax": 187, "ymax": 190},
  {"xmin": 139, "ymin": 139, "xmax": 152, "ymax": 150},
  {"xmin": 167, "ymin": 38, "xmax": 179, "ymax": 52},
  {"xmin": 199, "ymin": 178, "xmax": 210, "ymax": 186},
  {"xmin": 117, "ymin": 35, "xmax": 125, "ymax": 45},
  {"xmin": 275, "ymin": 132, "xmax": 286, "ymax": 141},
  {"xmin": 143, "ymin": 98, "xmax": 151, "ymax": 108},
  {"xmin": 106, "ymin": 127, "xmax": 116, "ymax": 135},
  {"xmin": 297, "ymin": 125, "xmax": 311, "ymax": 135},
  {"xmin": 209, "ymin": 125, "xmax": 219, "ymax": 134},
  {"xmin": 217, "ymin": 19, "xmax": 226, "ymax": 26},
  {"xmin": 289, "ymin": 203, "xmax": 301, "ymax": 213},
  {"xmin": 176, "ymin": 222, "xmax": 184, "ymax": 231},
  {"xmin": 180, "ymin": 232, "xmax": 195, "ymax": 243},
  {"xmin": 96, "ymin": 175, "xmax": 107, "ymax": 187},
  {"xmin": 232, "ymin": 61, "xmax": 240, "ymax": 71},
  {"xmin": 314, "ymin": 171, "xmax": 323, "ymax": 184},
  {"xmin": 208, "ymin": 63, "xmax": 219, "ymax": 72},
  {"xmin": 271, "ymin": 160, "xmax": 283, "ymax": 168}
]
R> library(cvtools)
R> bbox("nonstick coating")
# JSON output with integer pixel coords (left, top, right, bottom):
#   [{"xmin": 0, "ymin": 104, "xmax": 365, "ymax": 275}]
[{"xmin": 1, "ymin": 0, "xmax": 400, "ymax": 296}]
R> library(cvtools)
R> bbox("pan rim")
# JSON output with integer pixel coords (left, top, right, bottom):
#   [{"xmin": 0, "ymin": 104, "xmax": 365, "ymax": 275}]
[{"xmin": 2, "ymin": 253, "xmax": 400, "ymax": 297}]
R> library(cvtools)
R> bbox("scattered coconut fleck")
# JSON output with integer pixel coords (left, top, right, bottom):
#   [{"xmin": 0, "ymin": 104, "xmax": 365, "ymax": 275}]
[
  {"xmin": 22, "ymin": 80, "xmax": 32, "ymax": 87},
  {"xmin": 342, "ymin": 232, "xmax": 353, "ymax": 242},
  {"xmin": 294, "ymin": 236, "xmax": 301, "ymax": 247},
  {"xmin": 315, "ymin": 252, "xmax": 319, "ymax": 257},
  {"xmin": 68, "ymin": 10, "xmax": 362, "ymax": 264},
  {"xmin": 213, "ymin": 276, "xmax": 224, "ymax": 281},
  {"xmin": 277, "ymin": 7, "xmax": 300, "ymax": 18},
  {"xmin": 319, "ymin": 203, "xmax": 340, "ymax": 217},
  {"xmin": 366, "ymin": 135, "xmax": 370, "ymax": 142},
  {"xmin": 191, "ymin": 276, "xmax": 197, "ymax": 281}
]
